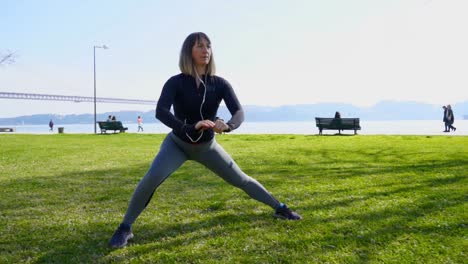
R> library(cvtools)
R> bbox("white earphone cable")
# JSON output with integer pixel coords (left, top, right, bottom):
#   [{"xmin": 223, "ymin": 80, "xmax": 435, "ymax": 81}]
[{"xmin": 185, "ymin": 72, "xmax": 207, "ymax": 143}]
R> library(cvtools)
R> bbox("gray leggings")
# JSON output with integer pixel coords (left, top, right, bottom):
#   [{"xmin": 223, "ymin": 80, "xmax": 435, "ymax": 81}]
[{"xmin": 122, "ymin": 132, "xmax": 280, "ymax": 225}]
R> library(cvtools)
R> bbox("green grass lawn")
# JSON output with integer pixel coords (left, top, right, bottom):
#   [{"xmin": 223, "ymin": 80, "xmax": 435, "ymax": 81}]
[{"xmin": 0, "ymin": 134, "xmax": 467, "ymax": 263}]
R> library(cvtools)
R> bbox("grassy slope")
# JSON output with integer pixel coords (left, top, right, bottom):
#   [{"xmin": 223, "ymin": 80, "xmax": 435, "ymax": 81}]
[{"xmin": 0, "ymin": 134, "xmax": 466, "ymax": 263}]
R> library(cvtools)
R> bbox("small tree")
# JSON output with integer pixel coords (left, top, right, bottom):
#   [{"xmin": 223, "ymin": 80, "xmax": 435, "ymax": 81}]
[{"xmin": 0, "ymin": 50, "xmax": 17, "ymax": 65}]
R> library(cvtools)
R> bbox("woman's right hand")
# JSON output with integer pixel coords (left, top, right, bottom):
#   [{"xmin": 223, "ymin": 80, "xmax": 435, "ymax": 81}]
[{"xmin": 195, "ymin": 120, "xmax": 215, "ymax": 131}]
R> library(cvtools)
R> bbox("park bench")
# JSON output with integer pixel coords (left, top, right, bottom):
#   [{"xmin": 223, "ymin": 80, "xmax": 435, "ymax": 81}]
[
  {"xmin": 97, "ymin": 121, "xmax": 128, "ymax": 134},
  {"xmin": 0, "ymin": 127, "xmax": 15, "ymax": 132},
  {"xmin": 315, "ymin": 117, "xmax": 361, "ymax": 135}
]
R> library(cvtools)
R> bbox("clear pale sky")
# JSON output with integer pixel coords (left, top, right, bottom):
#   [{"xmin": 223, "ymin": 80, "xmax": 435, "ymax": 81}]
[{"xmin": 1, "ymin": 0, "xmax": 467, "ymax": 118}]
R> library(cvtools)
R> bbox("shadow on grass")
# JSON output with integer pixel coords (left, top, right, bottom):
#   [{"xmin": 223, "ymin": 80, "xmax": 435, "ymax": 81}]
[
  {"xmin": 302, "ymin": 193, "xmax": 466, "ymax": 263},
  {"xmin": 27, "ymin": 212, "xmax": 270, "ymax": 263},
  {"xmin": 297, "ymin": 172, "xmax": 467, "ymax": 263},
  {"xmin": 2, "ymin": 151, "xmax": 467, "ymax": 262},
  {"xmin": 4, "ymin": 171, "xmax": 466, "ymax": 262},
  {"xmin": 1, "ymin": 163, "xmax": 279, "ymax": 262}
]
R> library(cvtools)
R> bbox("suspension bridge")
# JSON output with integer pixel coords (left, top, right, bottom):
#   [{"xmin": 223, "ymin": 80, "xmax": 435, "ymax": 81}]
[{"xmin": 0, "ymin": 92, "xmax": 156, "ymax": 105}]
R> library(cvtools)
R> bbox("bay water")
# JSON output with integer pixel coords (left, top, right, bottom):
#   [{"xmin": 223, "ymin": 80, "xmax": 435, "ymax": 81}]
[{"xmin": 3, "ymin": 120, "xmax": 468, "ymax": 136}]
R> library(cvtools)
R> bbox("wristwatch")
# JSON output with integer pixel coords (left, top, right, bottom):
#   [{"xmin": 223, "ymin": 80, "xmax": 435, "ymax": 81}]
[{"xmin": 215, "ymin": 117, "xmax": 231, "ymax": 133}]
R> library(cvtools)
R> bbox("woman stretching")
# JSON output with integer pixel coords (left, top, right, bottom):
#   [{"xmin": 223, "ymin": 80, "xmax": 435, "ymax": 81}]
[{"xmin": 110, "ymin": 32, "xmax": 301, "ymax": 248}]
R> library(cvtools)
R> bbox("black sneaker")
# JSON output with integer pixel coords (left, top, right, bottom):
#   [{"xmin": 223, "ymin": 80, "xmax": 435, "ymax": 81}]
[
  {"xmin": 274, "ymin": 204, "xmax": 302, "ymax": 220},
  {"xmin": 109, "ymin": 223, "xmax": 134, "ymax": 248}
]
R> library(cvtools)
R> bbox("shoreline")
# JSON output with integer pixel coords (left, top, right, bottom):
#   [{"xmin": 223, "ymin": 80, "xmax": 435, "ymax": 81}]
[{"xmin": 1, "ymin": 120, "xmax": 467, "ymax": 136}]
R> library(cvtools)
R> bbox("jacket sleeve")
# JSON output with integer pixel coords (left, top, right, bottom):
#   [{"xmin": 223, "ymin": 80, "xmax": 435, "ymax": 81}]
[
  {"xmin": 221, "ymin": 79, "xmax": 244, "ymax": 132},
  {"xmin": 155, "ymin": 77, "xmax": 199, "ymax": 136}
]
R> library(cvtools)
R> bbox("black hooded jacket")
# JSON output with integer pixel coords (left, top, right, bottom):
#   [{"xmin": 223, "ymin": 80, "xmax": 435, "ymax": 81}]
[{"xmin": 156, "ymin": 73, "xmax": 244, "ymax": 143}]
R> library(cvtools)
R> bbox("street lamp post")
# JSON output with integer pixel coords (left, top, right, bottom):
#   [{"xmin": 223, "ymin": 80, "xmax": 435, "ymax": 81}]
[{"xmin": 93, "ymin": 45, "xmax": 108, "ymax": 134}]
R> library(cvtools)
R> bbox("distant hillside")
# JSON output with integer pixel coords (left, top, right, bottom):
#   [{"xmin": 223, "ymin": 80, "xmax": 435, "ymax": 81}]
[
  {"xmin": 0, "ymin": 100, "xmax": 467, "ymax": 125},
  {"xmin": 222, "ymin": 101, "xmax": 468, "ymax": 121}
]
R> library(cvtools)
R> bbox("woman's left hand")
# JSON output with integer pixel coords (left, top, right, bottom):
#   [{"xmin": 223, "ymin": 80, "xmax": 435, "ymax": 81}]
[{"xmin": 213, "ymin": 119, "xmax": 229, "ymax": 134}]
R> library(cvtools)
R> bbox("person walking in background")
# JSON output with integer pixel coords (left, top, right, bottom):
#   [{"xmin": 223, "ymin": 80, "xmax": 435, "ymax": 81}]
[
  {"xmin": 48, "ymin": 119, "xmax": 54, "ymax": 132},
  {"xmin": 442, "ymin": 106, "xmax": 449, "ymax": 132},
  {"xmin": 109, "ymin": 32, "xmax": 302, "ymax": 249},
  {"xmin": 137, "ymin": 116, "xmax": 144, "ymax": 132},
  {"xmin": 447, "ymin": 105, "xmax": 456, "ymax": 132}
]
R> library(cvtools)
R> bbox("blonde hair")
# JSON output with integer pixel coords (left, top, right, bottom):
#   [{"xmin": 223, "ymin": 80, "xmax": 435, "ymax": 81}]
[{"xmin": 179, "ymin": 32, "xmax": 216, "ymax": 77}]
